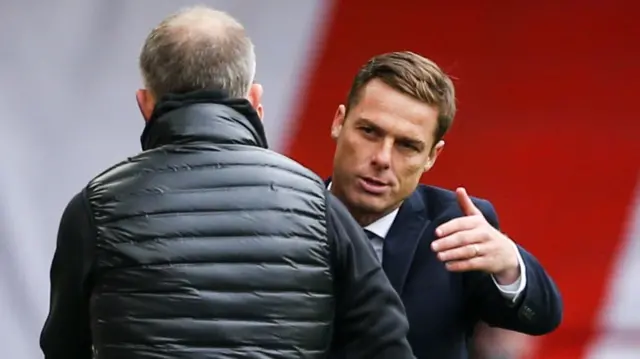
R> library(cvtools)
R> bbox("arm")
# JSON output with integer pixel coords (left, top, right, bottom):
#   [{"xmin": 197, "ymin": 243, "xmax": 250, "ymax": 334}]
[
  {"xmin": 491, "ymin": 240, "xmax": 527, "ymax": 302},
  {"xmin": 465, "ymin": 201, "xmax": 563, "ymax": 335},
  {"xmin": 40, "ymin": 190, "xmax": 95, "ymax": 359},
  {"xmin": 326, "ymin": 192, "xmax": 415, "ymax": 359}
]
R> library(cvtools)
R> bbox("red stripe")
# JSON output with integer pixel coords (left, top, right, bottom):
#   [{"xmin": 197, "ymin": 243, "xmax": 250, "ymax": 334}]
[{"xmin": 286, "ymin": 2, "xmax": 640, "ymax": 357}]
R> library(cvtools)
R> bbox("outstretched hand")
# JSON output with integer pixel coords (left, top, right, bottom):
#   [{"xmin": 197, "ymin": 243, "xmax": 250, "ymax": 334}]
[{"xmin": 431, "ymin": 188, "xmax": 520, "ymax": 284}]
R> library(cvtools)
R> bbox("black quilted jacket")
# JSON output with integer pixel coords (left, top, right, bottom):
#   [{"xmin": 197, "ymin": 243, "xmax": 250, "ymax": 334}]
[{"xmin": 87, "ymin": 94, "xmax": 334, "ymax": 358}]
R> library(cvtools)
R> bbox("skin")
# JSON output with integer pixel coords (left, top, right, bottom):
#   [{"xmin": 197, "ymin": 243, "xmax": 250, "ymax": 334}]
[
  {"xmin": 330, "ymin": 78, "xmax": 444, "ymax": 226},
  {"xmin": 331, "ymin": 79, "xmax": 444, "ymax": 226},
  {"xmin": 330, "ymin": 78, "xmax": 519, "ymax": 282}
]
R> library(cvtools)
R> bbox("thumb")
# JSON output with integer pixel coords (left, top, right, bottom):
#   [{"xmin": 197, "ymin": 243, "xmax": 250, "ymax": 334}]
[{"xmin": 456, "ymin": 187, "xmax": 482, "ymax": 216}]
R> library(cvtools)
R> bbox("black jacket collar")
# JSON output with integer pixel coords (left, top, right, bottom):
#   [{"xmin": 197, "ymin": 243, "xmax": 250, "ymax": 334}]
[{"xmin": 140, "ymin": 90, "xmax": 268, "ymax": 151}]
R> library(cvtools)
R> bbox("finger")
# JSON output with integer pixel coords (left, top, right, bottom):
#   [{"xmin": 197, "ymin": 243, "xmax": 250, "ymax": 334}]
[
  {"xmin": 437, "ymin": 244, "xmax": 481, "ymax": 262},
  {"xmin": 435, "ymin": 216, "xmax": 482, "ymax": 237},
  {"xmin": 456, "ymin": 187, "xmax": 482, "ymax": 216},
  {"xmin": 432, "ymin": 231, "xmax": 475, "ymax": 252},
  {"xmin": 445, "ymin": 256, "xmax": 486, "ymax": 272}
]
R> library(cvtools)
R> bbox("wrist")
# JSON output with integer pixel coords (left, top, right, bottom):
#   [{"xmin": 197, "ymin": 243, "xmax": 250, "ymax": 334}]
[{"xmin": 494, "ymin": 265, "xmax": 520, "ymax": 285}]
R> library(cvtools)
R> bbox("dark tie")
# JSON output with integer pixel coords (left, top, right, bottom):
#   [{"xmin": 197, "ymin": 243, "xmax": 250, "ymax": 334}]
[
  {"xmin": 364, "ymin": 229, "xmax": 378, "ymax": 241},
  {"xmin": 364, "ymin": 229, "xmax": 383, "ymax": 261}
]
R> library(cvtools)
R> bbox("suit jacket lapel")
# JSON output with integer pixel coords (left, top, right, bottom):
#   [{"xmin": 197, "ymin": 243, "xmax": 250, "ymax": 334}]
[
  {"xmin": 382, "ymin": 190, "xmax": 430, "ymax": 295},
  {"xmin": 325, "ymin": 178, "xmax": 429, "ymax": 294}
]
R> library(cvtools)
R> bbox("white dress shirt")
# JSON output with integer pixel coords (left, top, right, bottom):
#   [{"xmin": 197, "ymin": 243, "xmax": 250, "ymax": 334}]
[{"xmin": 328, "ymin": 183, "xmax": 526, "ymax": 302}]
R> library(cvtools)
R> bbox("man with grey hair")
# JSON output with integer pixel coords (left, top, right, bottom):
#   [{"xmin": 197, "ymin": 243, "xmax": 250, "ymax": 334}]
[{"xmin": 39, "ymin": 6, "xmax": 415, "ymax": 359}]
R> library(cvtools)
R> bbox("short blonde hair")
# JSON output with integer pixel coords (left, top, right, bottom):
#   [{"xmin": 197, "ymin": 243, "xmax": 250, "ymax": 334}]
[{"xmin": 139, "ymin": 5, "xmax": 256, "ymax": 99}]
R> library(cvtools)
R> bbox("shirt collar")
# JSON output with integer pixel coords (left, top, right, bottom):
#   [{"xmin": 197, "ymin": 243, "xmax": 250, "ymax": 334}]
[
  {"xmin": 328, "ymin": 182, "xmax": 399, "ymax": 239},
  {"xmin": 364, "ymin": 208, "xmax": 399, "ymax": 239}
]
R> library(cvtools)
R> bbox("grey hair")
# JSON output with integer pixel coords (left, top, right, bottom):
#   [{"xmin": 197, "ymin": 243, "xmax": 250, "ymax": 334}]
[{"xmin": 139, "ymin": 5, "xmax": 256, "ymax": 99}]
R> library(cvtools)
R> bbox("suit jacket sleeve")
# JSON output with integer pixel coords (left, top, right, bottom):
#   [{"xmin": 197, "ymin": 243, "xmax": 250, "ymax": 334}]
[
  {"xmin": 464, "ymin": 200, "xmax": 563, "ymax": 335},
  {"xmin": 40, "ymin": 190, "xmax": 95, "ymax": 359},
  {"xmin": 326, "ymin": 192, "xmax": 415, "ymax": 359}
]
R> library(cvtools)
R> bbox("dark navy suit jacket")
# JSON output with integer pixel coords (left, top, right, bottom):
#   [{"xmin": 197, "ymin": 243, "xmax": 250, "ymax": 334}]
[{"xmin": 331, "ymin": 183, "xmax": 563, "ymax": 359}]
